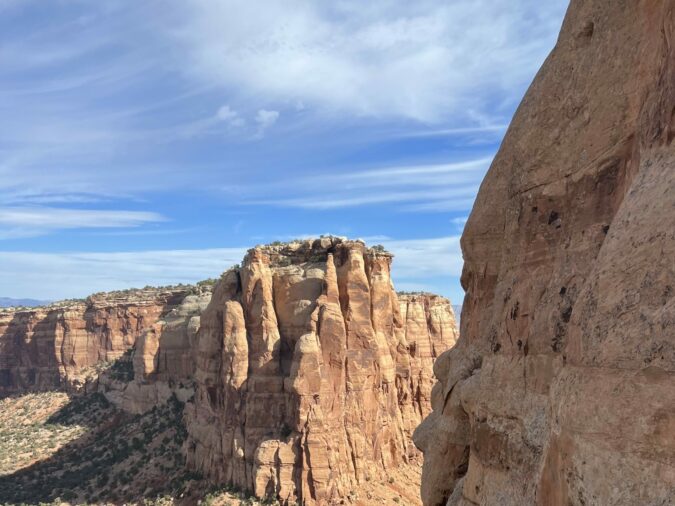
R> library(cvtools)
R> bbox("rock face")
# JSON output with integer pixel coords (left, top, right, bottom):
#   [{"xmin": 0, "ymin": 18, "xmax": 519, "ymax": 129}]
[
  {"xmin": 396, "ymin": 293, "xmax": 458, "ymax": 454},
  {"xmin": 414, "ymin": 1, "xmax": 675, "ymax": 505},
  {"xmin": 0, "ymin": 238, "xmax": 459, "ymax": 504},
  {"xmin": 184, "ymin": 238, "xmax": 459, "ymax": 505},
  {"xmin": 100, "ymin": 289, "xmax": 212, "ymax": 413},
  {"xmin": 0, "ymin": 287, "xmax": 197, "ymax": 396}
]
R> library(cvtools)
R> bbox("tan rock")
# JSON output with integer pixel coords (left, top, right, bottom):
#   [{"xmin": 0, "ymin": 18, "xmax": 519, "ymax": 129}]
[
  {"xmin": 415, "ymin": 1, "xmax": 675, "ymax": 505},
  {"xmin": 101, "ymin": 290, "xmax": 211, "ymax": 413},
  {"xmin": 184, "ymin": 238, "xmax": 459, "ymax": 505},
  {"xmin": 0, "ymin": 287, "xmax": 194, "ymax": 396},
  {"xmin": 0, "ymin": 239, "xmax": 459, "ymax": 504}
]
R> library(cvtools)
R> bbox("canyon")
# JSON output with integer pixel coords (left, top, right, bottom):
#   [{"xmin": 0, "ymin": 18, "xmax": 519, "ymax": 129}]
[
  {"xmin": 2, "ymin": 0, "xmax": 674, "ymax": 504},
  {"xmin": 0, "ymin": 238, "xmax": 458, "ymax": 505},
  {"xmin": 414, "ymin": 0, "xmax": 675, "ymax": 505}
]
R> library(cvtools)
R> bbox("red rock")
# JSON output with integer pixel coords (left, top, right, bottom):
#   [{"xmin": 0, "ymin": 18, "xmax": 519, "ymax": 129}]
[
  {"xmin": 184, "ymin": 238, "xmax": 458, "ymax": 504},
  {"xmin": 414, "ymin": 1, "xmax": 675, "ymax": 504}
]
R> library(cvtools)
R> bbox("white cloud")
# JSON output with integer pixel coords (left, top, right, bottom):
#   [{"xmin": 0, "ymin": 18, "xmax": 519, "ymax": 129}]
[
  {"xmin": 216, "ymin": 105, "xmax": 245, "ymax": 127},
  {"xmin": 171, "ymin": 0, "xmax": 568, "ymax": 122},
  {"xmin": 254, "ymin": 109, "xmax": 280, "ymax": 138},
  {"xmin": 382, "ymin": 236, "xmax": 463, "ymax": 279},
  {"xmin": 0, "ymin": 248, "xmax": 246, "ymax": 299},
  {"xmin": 0, "ymin": 1, "xmax": 567, "ymax": 213},
  {"xmin": 216, "ymin": 105, "xmax": 237, "ymax": 121},
  {"xmin": 244, "ymin": 158, "xmax": 490, "ymax": 211},
  {"xmin": 0, "ymin": 207, "xmax": 165, "ymax": 239}
]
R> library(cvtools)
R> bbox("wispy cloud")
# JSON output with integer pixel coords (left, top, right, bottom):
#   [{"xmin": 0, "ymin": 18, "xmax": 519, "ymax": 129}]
[
  {"xmin": 0, "ymin": 1, "xmax": 566, "ymax": 216},
  {"xmin": 243, "ymin": 158, "xmax": 490, "ymax": 211},
  {"xmin": 217, "ymin": 105, "xmax": 245, "ymax": 127},
  {"xmin": 381, "ymin": 235, "xmax": 463, "ymax": 279},
  {"xmin": 170, "ymin": 0, "xmax": 567, "ymax": 123},
  {"xmin": 397, "ymin": 125, "xmax": 508, "ymax": 138},
  {"xmin": 254, "ymin": 109, "xmax": 280, "ymax": 138},
  {"xmin": 0, "ymin": 248, "xmax": 246, "ymax": 299},
  {"xmin": 0, "ymin": 207, "xmax": 166, "ymax": 239}
]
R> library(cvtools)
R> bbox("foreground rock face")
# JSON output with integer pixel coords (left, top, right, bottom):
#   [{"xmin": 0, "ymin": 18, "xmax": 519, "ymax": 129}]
[
  {"xmin": 414, "ymin": 1, "xmax": 675, "ymax": 505},
  {"xmin": 0, "ymin": 287, "xmax": 199, "ymax": 396},
  {"xmin": 184, "ymin": 238, "xmax": 458, "ymax": 505}
]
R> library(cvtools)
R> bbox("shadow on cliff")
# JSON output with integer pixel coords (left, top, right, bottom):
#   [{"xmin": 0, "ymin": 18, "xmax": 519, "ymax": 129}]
[
  {"xmin": 0, "ymin": 391, "xmax": 197, "ymax": 505},
  {"xmin": 0, "ymin": 290, "xmax": 190, "ymax": 400}
]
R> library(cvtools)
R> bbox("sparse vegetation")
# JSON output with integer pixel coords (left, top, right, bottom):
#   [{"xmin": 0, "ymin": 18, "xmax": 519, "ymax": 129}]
[
  {"xmin": 0, "ymin": 393, "xmax": 191, "ymax": 504},
  {"xmin": 0, "ymin": 392, "xmax": 287, "ymax": 506}
]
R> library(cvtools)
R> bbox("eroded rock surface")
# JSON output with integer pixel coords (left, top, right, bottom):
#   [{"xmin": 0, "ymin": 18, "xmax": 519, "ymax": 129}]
[
  {"xmin": 0, "ymin": 238, "xmax": 459, "ymax": 504},
  {"xmin": 99, "ymin": 290, "xmax": 211, "ymax": 413},
  {"xmin": 414, "ymin": 1, "xmax": 675, "ymax": 505},
  {"xmin": 0, "ymin": 287, "xmax": 200, "ymax": 396},
  {"xmin": 184, "ymin": 238, "xmax": 458, "ymax": 505}
]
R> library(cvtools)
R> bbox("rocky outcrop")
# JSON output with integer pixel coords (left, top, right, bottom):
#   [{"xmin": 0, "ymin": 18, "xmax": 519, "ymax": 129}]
[
  {"xmin": 0, "ymin": 238, "xmax": 459, "ymax": 504},
  {"xmin": 414, "ymin": 1, "xmax": 675, "ymax": 505},
  {"xmin": 100, "ymin": 290, "xmax": 211, "ymax": 413},
  {"xmin": 184, "ymin": 238, "xmax": 458, "ymax": 505},
  {"xmin": 396, "ymin": 293, "xmax": 458, "ymax": 454},
  {"xmin": 0, "ymin": 287, "xmax": 200, "ymax": 396}
]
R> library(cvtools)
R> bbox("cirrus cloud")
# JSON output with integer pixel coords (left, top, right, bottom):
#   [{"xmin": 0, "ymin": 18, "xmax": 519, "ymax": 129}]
[{"xmin": 0, "ymin": 207, "xmax": 166, "ymax": 239}]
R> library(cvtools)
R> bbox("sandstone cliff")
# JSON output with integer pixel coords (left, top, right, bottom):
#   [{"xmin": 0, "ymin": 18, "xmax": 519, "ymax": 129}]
[
  {"xmin": 414, "ymin": 1, "xmax": 675, "ymax": 505},
  {"xmin": 100, "ymin": 289, "xmax": 212, "ymax": 413},
  {"xmin": 0, "ymin": 287, "xmax": 202, "ymax": 396},
  {"xmin": 184, "ymin": 238, "xmax": 458, "ymax": 505},
  {"xmin": 0, "ymin": 238, "xmax": 459, "ymax": 504}
]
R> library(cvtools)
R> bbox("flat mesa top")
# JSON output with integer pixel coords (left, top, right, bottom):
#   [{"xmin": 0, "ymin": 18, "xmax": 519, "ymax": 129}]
[{"xmin": 244, "ymin": 236, "xmax": 393, "ymax": 267}]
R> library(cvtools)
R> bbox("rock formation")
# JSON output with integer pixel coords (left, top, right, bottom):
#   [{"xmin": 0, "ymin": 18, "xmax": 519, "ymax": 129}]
[
  {"xmin": 414, "ymin": 1, "xmax": 675, "ymax": 505},
  {"xmin": 0, "ymin": 238, "xmax": 459, "ymax": 504},
  {"xmin": 99, "ymin": 289, "xmax": 212, "ymax": 413},
  {"xmin": 184, "ymin": 238, "xmax": 458, "ymax": 505},
  {"xmin": 0, "ymin": 287, "xmax": 201, "ymax": 396}
]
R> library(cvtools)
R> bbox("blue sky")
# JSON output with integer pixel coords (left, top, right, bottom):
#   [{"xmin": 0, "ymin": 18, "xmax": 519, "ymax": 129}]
[{"xmin": 0, "ymin": 0, "xmax": 568, "ymax": 302}]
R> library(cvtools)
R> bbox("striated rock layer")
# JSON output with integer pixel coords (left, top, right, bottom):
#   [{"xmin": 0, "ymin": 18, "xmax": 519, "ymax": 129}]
[
  {"xmin": 184, "ymin": 238, "xmax": 458, "ymax": 505},
  {"xmin": 99, "ymin": 289, "xmax": 212, "ymax": 413},
  {"xmin": 0, "ymin": 287, "xmax": 200, "ymax": 396},
  {"xmin": 414, "ymin": 1, "xmax": 675, "ymax": 505},
  {"xmin": 0, "ymin": 238, "xmax": 459, "ymax": 504}
]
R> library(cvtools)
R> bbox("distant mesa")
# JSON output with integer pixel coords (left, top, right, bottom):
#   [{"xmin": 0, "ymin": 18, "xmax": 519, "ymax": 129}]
[{"xmin": 0, "ymin": 297, "xmax": 51, "ymax": 308}]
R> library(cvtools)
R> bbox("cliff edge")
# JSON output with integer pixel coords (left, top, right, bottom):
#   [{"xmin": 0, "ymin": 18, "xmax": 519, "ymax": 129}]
[{"xmin": 414, "ymin": 1, "xmax": 675, "ymax": 505}]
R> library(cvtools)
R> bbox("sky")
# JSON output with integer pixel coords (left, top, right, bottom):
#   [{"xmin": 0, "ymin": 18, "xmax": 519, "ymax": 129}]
[{"xmin": 0, "ymin": 0, "xmax": 569, "ymax": 303}]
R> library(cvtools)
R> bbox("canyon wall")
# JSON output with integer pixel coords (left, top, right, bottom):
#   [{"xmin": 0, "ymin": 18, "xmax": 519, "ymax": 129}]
[
  {"xmin": 99, "ymin": 289, "xmax": 212, "ymax": 413},
  {"xmin": 0, "ymin": 238, "xmax": 459, "ymax": 504},
  {"xmin": 184, "ymin": 238, "xmax": 458, "ymax": 505},
  {"xmin": 414, "ymin": 1, "xmax": 675, "ymax": 505},
  {"xmin": 0, "ymin": 287, "xmax": 198, "ymax": 396}
]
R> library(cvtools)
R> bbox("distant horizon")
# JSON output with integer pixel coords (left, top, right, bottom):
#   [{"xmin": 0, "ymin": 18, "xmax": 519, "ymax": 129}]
[{"xmin": 0, "ymin": 1, "xmax": 569, "ymax": 305}]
